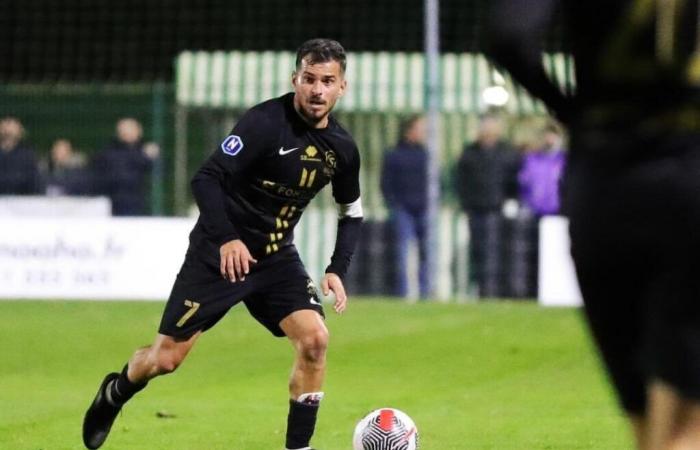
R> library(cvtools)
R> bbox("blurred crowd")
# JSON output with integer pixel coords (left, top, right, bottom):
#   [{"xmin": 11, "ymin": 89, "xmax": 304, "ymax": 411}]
[
  {"xmin": 0, "ymin": 116, "xmax": 159, "ymax": 216},
  {"xmin": 2, "ymin": 112, "xmax": 563, "ymax": 299},
  {"xmin": 381, "ymin": 114, "xmax": 566, "ymax": 300}
]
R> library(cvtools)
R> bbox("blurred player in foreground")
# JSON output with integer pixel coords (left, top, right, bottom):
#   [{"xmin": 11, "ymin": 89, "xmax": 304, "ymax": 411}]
[
  {"xmin": 487, "ymin": 1, "xmax": 700, "ymax": 449},
  {"xmin": 82, "ymin": 38, "xmax": 362, "ymax": 450}
]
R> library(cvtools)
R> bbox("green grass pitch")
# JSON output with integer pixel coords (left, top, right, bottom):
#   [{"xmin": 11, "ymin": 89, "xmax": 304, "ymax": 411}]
[{"xmin": 0, "ymin": 299, "xmax": 632, "ymax": 449}]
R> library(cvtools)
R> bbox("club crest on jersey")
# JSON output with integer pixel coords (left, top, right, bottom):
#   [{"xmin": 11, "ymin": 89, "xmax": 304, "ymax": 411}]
[
  {"xmin": 323, "ymin": 149, "xmax": 337, "ymax": 177},
  {"xmin": 221, "ymin": 135, "xmax": 244, "ymax": 156},
  {"xmin": 324, "ymin": 150, "xmax": 337, "ymax": 169}
]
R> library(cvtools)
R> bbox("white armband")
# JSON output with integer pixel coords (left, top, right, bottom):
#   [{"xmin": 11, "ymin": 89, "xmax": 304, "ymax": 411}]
[{"xmin": 337, "ymin": 197, "xmax": 363, "ymax": 219}]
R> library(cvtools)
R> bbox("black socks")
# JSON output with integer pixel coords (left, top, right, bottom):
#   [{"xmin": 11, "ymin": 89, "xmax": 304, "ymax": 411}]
[
  {"xmin": 106, "ymin": 364, "xmax": 147, "ymax": 407},
  {"xmin": 285, "ymin": 399, "xmax": 320, "ymax": 449},
  {"xmin": 103, "ymin": 365, "xmax": 320, "ymax": 449}
]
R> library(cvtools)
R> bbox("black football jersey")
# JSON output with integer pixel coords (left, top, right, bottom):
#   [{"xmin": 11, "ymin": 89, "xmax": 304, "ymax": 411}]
[
  {"xmin": 487, "ymin": 0, "xmax": 700, "ymax": 134},
  {"xmin": 189, "ymin": 93, "xmax": 361, "ymax": 261}
]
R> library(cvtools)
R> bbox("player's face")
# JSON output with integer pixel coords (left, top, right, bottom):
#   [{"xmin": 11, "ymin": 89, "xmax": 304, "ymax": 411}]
[{"xmin": 292, "ymin": 58, "xmax": 346, "ymax": 128}]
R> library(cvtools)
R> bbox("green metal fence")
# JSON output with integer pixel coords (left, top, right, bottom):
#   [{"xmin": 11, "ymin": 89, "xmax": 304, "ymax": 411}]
[{"xmin": 176, "ymin": 51, "xmax": 574, "ymax": 113}]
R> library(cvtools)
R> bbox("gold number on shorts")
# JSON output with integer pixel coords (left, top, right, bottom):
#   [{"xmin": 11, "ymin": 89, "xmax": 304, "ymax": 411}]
[{"xmin": 176, "ymin": 299, "xmax": 200, "ymax": 327}]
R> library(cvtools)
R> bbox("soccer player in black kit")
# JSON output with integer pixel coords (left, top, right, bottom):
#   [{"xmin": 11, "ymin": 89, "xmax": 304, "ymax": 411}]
[
  {"xmin": 82, "ymin": 39, "xmax": 362, "ymax": 450},
  {"xmin": 486, "ymin": 1, "xmax": 700, "ymax": 448}
]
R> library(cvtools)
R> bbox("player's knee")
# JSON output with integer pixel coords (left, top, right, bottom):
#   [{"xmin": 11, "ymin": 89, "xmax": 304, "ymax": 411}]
[
  {"xmin": 298, "ymin": 328, "xmax": 329, "ymax": 364},
  {"xmin": 155, "ymin": 355, "xmax": 180, "ymax": 375},
  {"xmin": 153, "ymin": 349, "xmax": 185, "ymax": 375}
]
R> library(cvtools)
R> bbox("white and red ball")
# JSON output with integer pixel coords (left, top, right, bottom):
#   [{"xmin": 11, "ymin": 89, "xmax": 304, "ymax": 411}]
[{"xmin": 352, "ymin": 408, "xmax": 419, "ymax": 450}]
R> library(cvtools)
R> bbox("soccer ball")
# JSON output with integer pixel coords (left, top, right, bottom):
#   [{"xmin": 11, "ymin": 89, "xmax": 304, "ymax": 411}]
[{"xmin": 352, "ymin": 408, "xmax": 419, "ymax": 450}]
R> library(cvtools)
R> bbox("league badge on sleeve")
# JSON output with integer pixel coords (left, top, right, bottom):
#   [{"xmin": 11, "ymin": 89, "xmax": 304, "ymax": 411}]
[{"xmin": 221, "ymin": 135, "xmax": 244, "ymax": 156}]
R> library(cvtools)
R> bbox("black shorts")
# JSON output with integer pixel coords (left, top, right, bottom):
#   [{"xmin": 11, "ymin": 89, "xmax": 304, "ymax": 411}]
[
  {"xmin": 159, "ymin": 245, "xmax": 324, "ymax": 339},
  {"xmin": 566, "ymin": 134, "xmax": 700, "ymax": 414}
]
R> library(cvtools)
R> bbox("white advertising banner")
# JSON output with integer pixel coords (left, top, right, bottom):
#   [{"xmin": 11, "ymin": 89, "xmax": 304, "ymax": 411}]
[
  {"xmin": 0, "ymin": 217, "xmax": 196, "ymax": 300},
  {"xmin": 538, "ymin": 216, "xmax": 583, "ymax": 307},
  {"xmin": 1, "ymin": 215, "xmax": 585, "ymax": 304},
  {"xmin": 0, "ymin": 195, "xmax": 111, "ymax": 217}
]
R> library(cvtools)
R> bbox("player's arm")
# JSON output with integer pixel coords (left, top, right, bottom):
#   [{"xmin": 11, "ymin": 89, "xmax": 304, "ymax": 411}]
[
  {"xmin": 323, "ymin": 148, "xmax": 363, "ymax": 314},
  {"xmin": 484, "ymin": 0, "xmax": 571, "ymax": 122},
  {"xmin": 190, "ymin": 108, "xmax": 273, "ymax": 282}
]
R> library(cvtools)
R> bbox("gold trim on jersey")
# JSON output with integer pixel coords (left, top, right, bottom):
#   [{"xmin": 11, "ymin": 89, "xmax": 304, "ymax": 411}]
[
  {"xmin": 299, "ymin": 168, "xmax": 317, "ymax": 188},
  {"xmin": 265, "ymin": 205, "xmax": 298, "ymax": 255}
]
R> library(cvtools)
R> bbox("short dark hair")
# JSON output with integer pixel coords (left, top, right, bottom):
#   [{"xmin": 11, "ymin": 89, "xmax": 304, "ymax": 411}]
[
  {"xmin": 399, "ymin": 115, "xmax": 423, "ymax": 139},
  {"xmin": 295, "ymin": 38, "xmax": 347, "ymax": 73}
]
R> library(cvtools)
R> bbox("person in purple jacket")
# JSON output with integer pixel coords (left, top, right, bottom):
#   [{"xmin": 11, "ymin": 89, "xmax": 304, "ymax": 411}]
[{"xmin": 518, "ymin": 122, "xmax": 566, "ymax": 217}]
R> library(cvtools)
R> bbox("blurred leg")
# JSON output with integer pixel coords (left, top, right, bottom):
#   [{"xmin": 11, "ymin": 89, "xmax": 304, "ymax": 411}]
[
  {"xmin": 668, "ymin": 405, "xmax": 700, "ymax": 450},
  {"xmin": 569, "ymin": 196, "xmax": 650, "ymax": 447},
  {"xmin": 390, "ymin": 208, "xmax": 414, "ymax": 297},
  {"xmin": 415, "ymin": 211, "xmax": 431, "ymax": 298},
  {"xmin": 646, "ymin": 382, "xmax": 681, "ymax": 450},
  {"xmin": 645, "ymin": 381, "xmax": 700, "ymax": 450},
  {"xmin": 467, "ymin": 211, "xmax": 485, "ymax": 297},
  {"xmin": 630, "ymin": 415, "xmax": 648, "ymax": 450},
  {"xmin": 481, "ymin": 212, "xmax": 503, "ymax": 298}
]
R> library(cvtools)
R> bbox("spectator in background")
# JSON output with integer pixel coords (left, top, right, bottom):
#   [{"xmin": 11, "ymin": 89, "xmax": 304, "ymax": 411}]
[
  {"xmin": 0, "ymin": 116, "xmax": 41, "ymax": 195},
  {"xmin": 518, "ymin": 122, "xmax": 566, "ymax": 217},
  {"xmin": 42, "ymin": 138, "xmax": 92, "ymax": 196},
  {"xmin": 380, "ymin": 115, "xmax": 431, "ymax": 299},
  {"xmin": 455, "ymin": 114, "xmax": 520, "ymax": 298},
  {"xmin": 92, "ymin": 118, "xmax": 159, "ymax": 216}
]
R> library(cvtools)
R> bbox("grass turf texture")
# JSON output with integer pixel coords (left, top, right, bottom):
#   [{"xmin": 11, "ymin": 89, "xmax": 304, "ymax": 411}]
[{"xmin": 0, "ymin": 299, "xmax": 631, "ymax": 450}]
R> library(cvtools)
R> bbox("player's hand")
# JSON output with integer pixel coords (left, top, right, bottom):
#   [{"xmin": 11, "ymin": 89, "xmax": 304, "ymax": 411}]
[
  {"xmin": 220, "ymin": 239, "xmax": 257, "ymax": 282},
  {"xmin": 321, "ymin": 272, "xmax": 347, "ymax": 314}
]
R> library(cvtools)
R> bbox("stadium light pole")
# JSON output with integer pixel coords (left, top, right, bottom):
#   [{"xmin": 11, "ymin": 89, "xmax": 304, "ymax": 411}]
[{"xmin": 425, "ymin": 0, "xmax": 441, "ymax": 300}]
